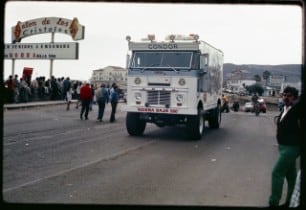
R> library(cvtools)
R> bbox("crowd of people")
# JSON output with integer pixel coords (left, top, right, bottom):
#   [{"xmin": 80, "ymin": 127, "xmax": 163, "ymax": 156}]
[
  {"xmin": 3, "ymin": 74, "xmax": 86, "ymax": 104},
  {"xmin": 4, "ymin": 74, "xmax": 122, "ymax": 123}
]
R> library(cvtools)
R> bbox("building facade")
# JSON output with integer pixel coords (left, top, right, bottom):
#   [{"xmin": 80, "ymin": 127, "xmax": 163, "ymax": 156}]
[
  {"xmin": 224, "ymin": 69, "xmax": 256, "ymax": 94},
  {"xmin": 90, "ymin": 66, "xmax": 127, "ymax": 89}
]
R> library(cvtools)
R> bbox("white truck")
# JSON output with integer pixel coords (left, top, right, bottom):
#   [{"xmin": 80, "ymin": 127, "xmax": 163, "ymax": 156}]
[{"xmin": 125, "ymin": 34, "xmax": 223, "ymax": 140}]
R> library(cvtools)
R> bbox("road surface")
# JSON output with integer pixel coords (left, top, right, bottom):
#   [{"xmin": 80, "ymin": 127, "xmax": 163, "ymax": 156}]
[{"xmin": 3, "ymin": 103, "xmax": 285, "ymax": 207}]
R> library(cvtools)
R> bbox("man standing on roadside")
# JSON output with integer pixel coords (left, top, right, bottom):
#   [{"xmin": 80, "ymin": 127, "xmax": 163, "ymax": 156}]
[
  {"xmin": 79, "ymin": 83, "xmax": 92, "ymax": 120},
  {"xmin": 63, "ymin": 77, "xmax": 71, "ymax": 110},
  {"xmin": 109, "ymin": 85, "xmax": 119, "ymax": 123},
  {"xmin": 5, "ymin": 75, "xmax": 15, "ymax": 103},
  {"xmin": 14, "ymin": 74, "xmax": 20, "ymax": 103},
  {"xmin": 268, "ymin": 86, "xmax": 301, "ymax": 207},
  {"xmin": 95, "ymin": 83, "xmax": 108, "ymax": 122}
]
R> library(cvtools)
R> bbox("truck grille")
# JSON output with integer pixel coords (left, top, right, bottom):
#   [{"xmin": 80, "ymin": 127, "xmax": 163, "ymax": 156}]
[{"xmin": 147, "ymin": 91, "xmax": 171, "ymax": 106}]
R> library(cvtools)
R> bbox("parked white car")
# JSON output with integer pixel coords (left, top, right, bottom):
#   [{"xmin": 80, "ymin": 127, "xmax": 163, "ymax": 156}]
[{"xmin": 244, "ymin": 102, "xmax": 253, "ymax": 112}]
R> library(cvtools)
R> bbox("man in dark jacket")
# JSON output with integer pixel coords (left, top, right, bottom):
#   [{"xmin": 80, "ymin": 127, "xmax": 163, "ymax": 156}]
[
  {"xmin": 63, "ymin": 77, "xmax": 71, "ymax": 95},
  {"xmin": 109, "ymin": 85, "xmax": 119, "ymax": 123},
  {"xmin": 269, "ymin": 86, "xmax": 301, "ymax": 207},
  {"xmin": 95, "ymin": 83, "xmax": 108, "ymax": 122},
  {"xmin": 5, "ymin": 75, "xmax": 15, "ymax": 103},
  {"xmin": 79, "ymin": 83, "xmax": 92, "ymax": 120}
]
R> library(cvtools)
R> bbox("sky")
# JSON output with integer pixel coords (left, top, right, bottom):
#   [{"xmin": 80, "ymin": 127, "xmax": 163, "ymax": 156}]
[{"xmin": 3, "ymin": 1, "xmax": 303, "ymax": 81}]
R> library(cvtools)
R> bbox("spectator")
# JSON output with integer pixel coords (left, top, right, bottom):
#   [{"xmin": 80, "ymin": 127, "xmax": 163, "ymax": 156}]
[
  {"xmin": 105, "ymin": 84, "xmax": 110, "ymax": 104},
  {"xmin": 13, "ymin": 74, "xmax": 20, "ymax": 103},
  {"xmin": 89, "ymin": 84, "xmax": 95, "ymax": 111},
  {"xmin": 268, "ymin": 86, "xmax": 301, "ymax": 207},
  {"xmin": 95, "ymin": 83, "xmax": 108, "ymax": 122},
  {"xmin": 63, "ymin": 77, "xmax": 71, "ymax": 97},
  {"xmin": 66, "ymin": 86, "xmax": 72, "ymax": 111},
  {"xmin": 75, "ymin": 81, "xmax": 82, "ymax": 109},
  {"xmin": 5, "ymin": 75, "xmax": 15, "ymax": 103},
  {"xmin": 109, "ymin": 85, "xmax": 119, "ymax": 123},
  {"xmin": 31, "ymin": 77, "xmax": 39, "ymax": 98},
  {"xmin": 50, "ymin": 76, "xmax": 58, "ymax": 100},
  {"xmin": 44, "ymin": 78, "xmax": 49, "ymax": 97},
  {"xmin": 19, "ymin": 78, "xmax": 31, "ymax": 102},
  {"xmin": 60, "ymin": 77, "xmax": 65, "ymax": 99},
  {"xmin": 79, "ymin": 83, "xmax": 92, "ymax": 120}
]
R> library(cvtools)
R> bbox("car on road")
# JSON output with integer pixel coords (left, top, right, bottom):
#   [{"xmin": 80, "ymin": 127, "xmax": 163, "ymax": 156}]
[{"xmin": 244, "ymin": 102, "xmax": 253, "ymax": 112}]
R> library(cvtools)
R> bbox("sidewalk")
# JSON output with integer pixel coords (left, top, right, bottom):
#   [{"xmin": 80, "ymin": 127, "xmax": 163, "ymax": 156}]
[{"xmin": 3, "ymin": 100, "xmax": 77, "ymax": 110}]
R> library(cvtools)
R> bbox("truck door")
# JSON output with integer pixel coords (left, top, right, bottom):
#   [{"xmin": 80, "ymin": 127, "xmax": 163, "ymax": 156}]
[{"xmin": 198, "ymin": 54, "xmax": 209, "ymax": 92}]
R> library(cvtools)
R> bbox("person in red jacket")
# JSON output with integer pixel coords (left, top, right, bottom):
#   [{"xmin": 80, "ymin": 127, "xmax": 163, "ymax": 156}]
[{"xmin": 79, "ymin": 83, "xmax": 92, "ymax": 120}]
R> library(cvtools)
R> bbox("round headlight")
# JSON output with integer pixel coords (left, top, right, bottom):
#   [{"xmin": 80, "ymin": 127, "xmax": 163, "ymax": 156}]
[
  {"xmin": 178, "ymin": 78, "xmax": 186, "ymax": 86},
  {"xmin": 134, "ymin": 92, "xmax": 142, "ymax": 100},
  {"xmin": 176, "ymin": 94, "xmax": 184, "ymax": 102},
  {"xmin": 134, "ymin": 77, "xmax": 141, "ymax": 85}
]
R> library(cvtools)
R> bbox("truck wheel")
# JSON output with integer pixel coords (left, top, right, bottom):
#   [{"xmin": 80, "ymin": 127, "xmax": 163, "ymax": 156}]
[
  {"xmin": 126, "ymin": 112, "xmax": 146, "ymax": 136},
  {"xmin": 209, "ymin": 105, "xmax": 221, "ymax": 129},
  {"xmin": 187, "ymin": 108, "xmax": 205, "ymax": 140}
]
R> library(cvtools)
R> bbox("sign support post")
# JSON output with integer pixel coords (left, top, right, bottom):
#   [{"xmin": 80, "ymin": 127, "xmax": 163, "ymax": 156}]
[
  {"xmin": 50, "ymin": 32, "xmax": 55, "ymax": 79},
  {"xmin": 12, "ymin": 59, "xmax": 15, "ymax": 76}
]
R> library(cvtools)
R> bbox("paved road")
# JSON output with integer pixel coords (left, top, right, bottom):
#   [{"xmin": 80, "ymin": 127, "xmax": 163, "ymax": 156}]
[{"xmin": 3, "ymin": 103, "xmax": 283, "ymax": 206}]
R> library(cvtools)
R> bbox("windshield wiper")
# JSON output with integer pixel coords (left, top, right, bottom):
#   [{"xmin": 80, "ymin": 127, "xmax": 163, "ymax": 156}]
[
  {"xmin": 140, "ymin": 63, "xmax": 159, "ymax": 72},
  {"xmin": 166, "ymin": 64, "xmax": 178, "ymax": 72}
]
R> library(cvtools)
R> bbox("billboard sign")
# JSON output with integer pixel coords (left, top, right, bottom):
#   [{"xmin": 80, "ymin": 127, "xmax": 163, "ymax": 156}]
[
  {"xmin": 4, "ymin": 42, "xmax": 79, "ymax": 59},
  {"xmin": 11, "ymin": 17, "xmax": 85, "ymax": 43}
]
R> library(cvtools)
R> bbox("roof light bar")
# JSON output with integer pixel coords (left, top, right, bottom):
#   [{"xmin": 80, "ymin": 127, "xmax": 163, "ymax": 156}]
[{"xmin": 165, "ymin": 34, "xmax": 200, "ymax": 41}]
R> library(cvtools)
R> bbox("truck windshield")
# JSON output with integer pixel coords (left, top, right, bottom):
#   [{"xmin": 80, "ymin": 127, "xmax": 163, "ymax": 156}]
[{"xmin": 130, "ymin": 52, "xmax": 193, "ymax": 70}]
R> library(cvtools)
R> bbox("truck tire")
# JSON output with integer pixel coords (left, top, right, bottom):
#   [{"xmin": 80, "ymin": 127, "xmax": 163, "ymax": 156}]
[
  {"xmin": 126, "ymin": 112, "xmax": 146, "ymax": 136},
  {"xmin": 187, "ymin": 108, "xmax": 205, "ymax": 140},
  {"xmin": 208, "ymin": 104, "xmax": 221, "ymax": 129}
]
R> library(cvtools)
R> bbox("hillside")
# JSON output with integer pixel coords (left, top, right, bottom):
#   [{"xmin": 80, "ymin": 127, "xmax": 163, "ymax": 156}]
[{"xmin": 223, "ymin": 63, "xmax": 302, "ymax": 82}]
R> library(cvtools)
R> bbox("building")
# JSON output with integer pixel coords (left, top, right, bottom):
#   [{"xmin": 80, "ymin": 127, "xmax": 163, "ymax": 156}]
[
  {"xmin": 90, "ymin": 66, "xmax": 127, "ymax": 89},
  {"xmin": 226, "ymin": 79, "xmax": 256, "ymax": 94},
  {"xmin": 263, "ymin": 74, "xmax": 285, "ymax": 96},
  {"xmin": 267, "ymin": 74, "xmax": 285, "ymax": 89},
  {"xmin": 225, "ymin": 69, "xmax": 255, "ymax": 94}
]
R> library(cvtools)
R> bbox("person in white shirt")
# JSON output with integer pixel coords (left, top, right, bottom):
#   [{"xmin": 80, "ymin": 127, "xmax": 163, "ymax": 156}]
[{"xmin": 269, "ymin": 86, "xmax": 301, "ymax": 207}]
